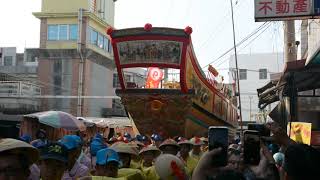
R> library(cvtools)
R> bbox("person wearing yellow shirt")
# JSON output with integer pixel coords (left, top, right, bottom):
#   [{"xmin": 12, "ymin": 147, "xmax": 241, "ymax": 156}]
[
  {"xmin": 79, "ymin": 148, "xmax": 125, "ymax": 180},
  {"xmin": 139, "ymin": 145, "xmax": 161, "ymax": 180},
  {"xmin": 159, "ymin": 138, "xmax": 180, "ymax": 155},
  {"xmin": 110, "ymin": 142, "xmax": 145, "ymax": 180},
  {"xmin": 189, "ymin": 137, "xmax": 205, "ymax": 161},
  {"xmin": 177, "ymin": 139, "xmax": 198, "ymax": 177}
]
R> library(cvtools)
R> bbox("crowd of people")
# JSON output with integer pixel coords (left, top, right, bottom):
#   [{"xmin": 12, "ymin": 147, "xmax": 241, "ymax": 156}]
[{"xmin": 0, "ymin": 122, "xmax": 320, "ymax": 180}]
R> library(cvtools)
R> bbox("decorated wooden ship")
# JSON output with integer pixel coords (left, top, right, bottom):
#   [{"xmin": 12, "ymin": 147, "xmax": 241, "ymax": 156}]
[{"xmin": 107, "ymin": 24, "xmax": 238, "ymax": 138}]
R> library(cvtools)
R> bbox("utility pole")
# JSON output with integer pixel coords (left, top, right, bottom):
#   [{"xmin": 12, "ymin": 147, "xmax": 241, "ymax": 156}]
[
  {"xmin": 77, "ymin": 8, "xmax": 85, "ymax": 117},
  {"xmin": 284, "ymin": 20, "xmax": 297, "ymax": 62},
  {"xmin": 230, "ymin": 0, "xmax": 243, "ymax": 133},
  {"xmin": 283, "ymin": 20, "xmax": 297, "ymax": 131},
  {"xmin": 249, "ymin": 96, "xmax": 252, "ymax": 121}
]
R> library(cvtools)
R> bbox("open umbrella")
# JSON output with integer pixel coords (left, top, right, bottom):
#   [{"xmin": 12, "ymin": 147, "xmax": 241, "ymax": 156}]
[{"xmin": 25, "ymin": 111, "xmax": 86, "ymax": 131}]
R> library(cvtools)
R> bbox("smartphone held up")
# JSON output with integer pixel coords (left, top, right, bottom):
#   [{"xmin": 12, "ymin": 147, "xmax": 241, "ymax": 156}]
[{"xmin": 208, "ymin": 126, "xmax": 228, "ymax": 167}]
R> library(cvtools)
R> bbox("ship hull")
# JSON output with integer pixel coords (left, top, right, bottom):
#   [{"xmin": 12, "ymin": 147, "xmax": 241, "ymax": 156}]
[{"xmin": 116, "ymin": 89, "xmax": 236, "ymax": 138}]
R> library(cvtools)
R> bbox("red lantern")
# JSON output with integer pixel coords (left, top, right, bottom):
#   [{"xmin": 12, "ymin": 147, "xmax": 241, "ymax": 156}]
[
  {"xmin": 144, "ymin": 23, "xmax": 152, "ymax": 31},
  {"xmin": 184, "ymin": 26, "xmax": 193, "ymax": 35},
  {"xmin": 106, "ymin": 27, "xmax": 113, "ymax": 35}
]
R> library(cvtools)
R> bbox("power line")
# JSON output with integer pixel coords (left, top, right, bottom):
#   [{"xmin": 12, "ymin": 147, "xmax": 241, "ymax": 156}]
[
  {"xmin": 202, "ymin": 22, "xmax": 270, "ymax": 69},
  {"xmin": 215, "ymin": 22, "xmax": 272, "ymax": 68},
  {"xmin": 198, "ymin": 0, "xmax": 247, "ymax": 50},
  {"xmin": 238, "ymin": 22, "xmax": 272, "ymax": 53}
]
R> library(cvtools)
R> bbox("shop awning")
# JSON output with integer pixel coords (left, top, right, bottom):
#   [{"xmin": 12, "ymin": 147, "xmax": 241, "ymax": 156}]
[{"xmin": 258, "ymin": 59, "xmax": 320, "ymax": 109}]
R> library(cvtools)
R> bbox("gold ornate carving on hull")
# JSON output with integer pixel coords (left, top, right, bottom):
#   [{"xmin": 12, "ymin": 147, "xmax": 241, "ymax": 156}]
[{"xmin": 118, "ymin": 92, "xmax": 193, "ymax": 137}]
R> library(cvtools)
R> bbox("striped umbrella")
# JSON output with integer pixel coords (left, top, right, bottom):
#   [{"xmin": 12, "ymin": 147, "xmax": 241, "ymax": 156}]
[{"xmin": 25, "ymin": 111, "xmax": 86, "ymax": 131}]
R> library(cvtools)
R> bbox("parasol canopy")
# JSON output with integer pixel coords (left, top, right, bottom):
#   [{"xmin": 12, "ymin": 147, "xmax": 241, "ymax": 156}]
[{"xmin": 25, "ymin": 111, "xmax": 86, "ymax": 131}]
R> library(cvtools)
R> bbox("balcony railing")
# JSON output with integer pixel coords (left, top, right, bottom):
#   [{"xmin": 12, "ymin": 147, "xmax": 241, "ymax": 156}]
[{"xmin": 0, "ymin": 81, "xmax": 41, "ymax": 97}]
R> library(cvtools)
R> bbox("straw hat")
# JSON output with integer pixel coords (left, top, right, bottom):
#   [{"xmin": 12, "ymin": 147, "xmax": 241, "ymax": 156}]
[
  {"xmin": 159, "ymin": 139, "xmax": 180, "ymax": 150},
  {"xmin": 177, "ymin": 139, "xmax": 193, "ymax": 146},
  {"xmin": 130, "ymin": 141, "xmax": 145, "ymax": 148},
  {"xmin": 155, "ymin": 154, "xmax": 187, "ymax": 180},
  {"xmin": 0, "ymin": 138, "xmax": 39, "ymax": 165},
  {"xmin": 200, "ymin": 137, "xmax": 208, "ymax": 143},
  {"xmin": 190, "ymin": 137, "xmax": 205, "ymax": 146},
  {"xmin": 110, "ymin": 142, "xmax": 139, "ymax": 156},
  {"xmin": 139, "ymin": 145, "xmax": 161, "ymax": 156}
]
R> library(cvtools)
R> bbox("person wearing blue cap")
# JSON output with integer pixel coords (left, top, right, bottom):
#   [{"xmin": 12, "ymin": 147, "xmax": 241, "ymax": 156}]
[
  {"xmin": 152, "ymin": 134, "xmax": 162, "ymax": 148},
  {"xmin": 39, "ymin": 142, "xmax": 68, "ymax": 180},
  {"xmin": 19, "ymin": 134, "xmax": 32, "ymax": 144},
  {"xmin": 59, "ymin": 135, "xmax": 90, "ymax": 180},
  {"xmin": 90, "ymin": 136, "xmax": 108, "ymax": 170},
  {"xmin": 31, "ymin": 129, "xmax": 48, "ymax": 148},
  {"xmin": 95, "ymin": 148, "xmax": 121, "ymax": 177}
]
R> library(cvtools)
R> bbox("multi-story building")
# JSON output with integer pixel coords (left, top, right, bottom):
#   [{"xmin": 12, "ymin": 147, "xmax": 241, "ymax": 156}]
[
  {"xmin": 228, "ymin": 53, "xmax": 284, "ymax": 122},
  {"xmin": 27, "ymin": 0, "xmax": 118, "ymax": 117},
  {"xmin": 0, "ymin": 47, "xmax": 40, "ymax": 115}
]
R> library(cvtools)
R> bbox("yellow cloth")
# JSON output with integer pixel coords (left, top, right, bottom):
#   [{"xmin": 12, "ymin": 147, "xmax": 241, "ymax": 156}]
[
  {"xmin": 130, "ymin": 160, "xmax": 142, "ymax": 170},
  {"xmin": 189, "ymin": 151, "xmax": 202, "ymax": 161},
  {"xmin": 182, "ymin": 156, "xmax": 198, "ymax": 177},
  {"xmin": 118, "ymin": 168, "xmax": 145, "ymax": 180},
  {"xmin": 141, "ymin": 165, "xmax": 160, "ymax": 180},
  {"xmin": 92, "ymin": 176, "xmax": 126, "ymax": 180}
]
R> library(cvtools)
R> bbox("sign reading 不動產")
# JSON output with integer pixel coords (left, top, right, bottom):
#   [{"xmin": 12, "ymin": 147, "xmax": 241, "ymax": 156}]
[{"xmin": 255, "ymin": 0, "xmax": 315, "ymax": 21}]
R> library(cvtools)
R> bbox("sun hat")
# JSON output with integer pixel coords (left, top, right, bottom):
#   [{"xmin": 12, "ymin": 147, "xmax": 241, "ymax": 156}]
[
  {"xmin": 190, "ymin": 137, "xmax": 204, "ymax": 146},
  {"xmin": 40, "ymin": 142, "xmax": 68, "ymax": 163},
  {"xmin": 139, "ymin": 145, "xmax": 161, "ymax": 156},
  {"xmin": 177, "ymin": 139, "xmax": 193, "ymax": 146},
  {"xmin": 0, "ymin": 138, "xmax": 39, "ymax": 165},
  {"xmin": 159, "ymin": 139, "xmax": 180, "ymax": 151},
  {"xmin": 110, "ymin": 142, "xmax": 139, "ymax": 156},
  {"xmin": 200, "ymin": 137, "xmax": 208, "ymax": 143}
]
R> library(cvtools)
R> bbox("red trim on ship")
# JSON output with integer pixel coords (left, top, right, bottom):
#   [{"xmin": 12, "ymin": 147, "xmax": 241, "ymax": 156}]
[
  {"xmin": 180, "ymin": 41, "xmax": 189, "ymax": 93},
  {"xmin": 113, "ymin": 36, "xmax": 189, "ymax": 43},
  {"xmin": 112, "ymin": 41, "xmax": 126, "ymax": 90},
  {"xmin": 120, "ymin": 63, "xmax": 180, "ymax": 69},
  {"xmin": 188, "ymin": 51, "xmax": 237, "ymax": 125}
]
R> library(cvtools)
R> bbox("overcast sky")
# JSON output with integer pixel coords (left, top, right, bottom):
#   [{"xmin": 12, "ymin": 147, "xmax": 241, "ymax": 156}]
[{"xmin": 0, "ymin": 0, "xmax": 286, "ymax": 73}]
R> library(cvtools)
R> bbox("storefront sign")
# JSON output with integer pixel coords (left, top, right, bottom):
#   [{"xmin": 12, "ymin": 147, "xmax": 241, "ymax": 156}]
[{"xmin": 255, "ymin": 0, "xmax": 314, "ymax": 21}]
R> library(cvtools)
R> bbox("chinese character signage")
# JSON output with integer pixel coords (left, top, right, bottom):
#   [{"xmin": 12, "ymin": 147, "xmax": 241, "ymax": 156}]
[
  {"xmin": 287, "ymin": 122, "xmax": 312, "ymax": 145},
  {"xmin": 255, "ymin": 0, "xmax": 314, "ymax": 21},
  {"xmin": 117, "ymin": 40, "xmax": 182, "ymax": 65}
]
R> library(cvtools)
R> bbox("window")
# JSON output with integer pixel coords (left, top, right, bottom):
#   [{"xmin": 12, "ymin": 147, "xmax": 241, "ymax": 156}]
[
  {"xmin": 69, "ymin": 25, "xmax": 78, "ymax": 40},
  {"xmin": 259, "ymin": 69, "xmax": 267, "ymax": 79},
  {"xmin": 48, "ymin": 24, "xmax": 78, "ymax": 41},
  {"xmin": 89, "ymin": 27, "xmax": 112, "ymax": 53},
  {"xmin": 104, "ymin": 37, "xmax": 109, "ymax": 51},
  {"xmin": 59, "ymin": 25, "xmax": 68, "ymax": 40},
  {"xmin": 98, "ymin": 33, "xmax": 104, "ymax": 49},
  {"xmin": 90, "ymin": 29, "xmax": 98, "ymax": 45},
  {"xmin": 113, "ymin": 73, "xmax": 120, "ymax": 88},
  {"xmin": 48, "ymin": 25, "xmax": 59, "ymax": 40},
  {"xmin": 239, "ymin": 69, "xmax": 247, "ymax": 80},
  {"xmin": 3, "ymin": 56, "xmax": 13, "ymax": 66},
  {"xmin": 108, "ymin": 41, "xmax": 112, "ymax": 53}
]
